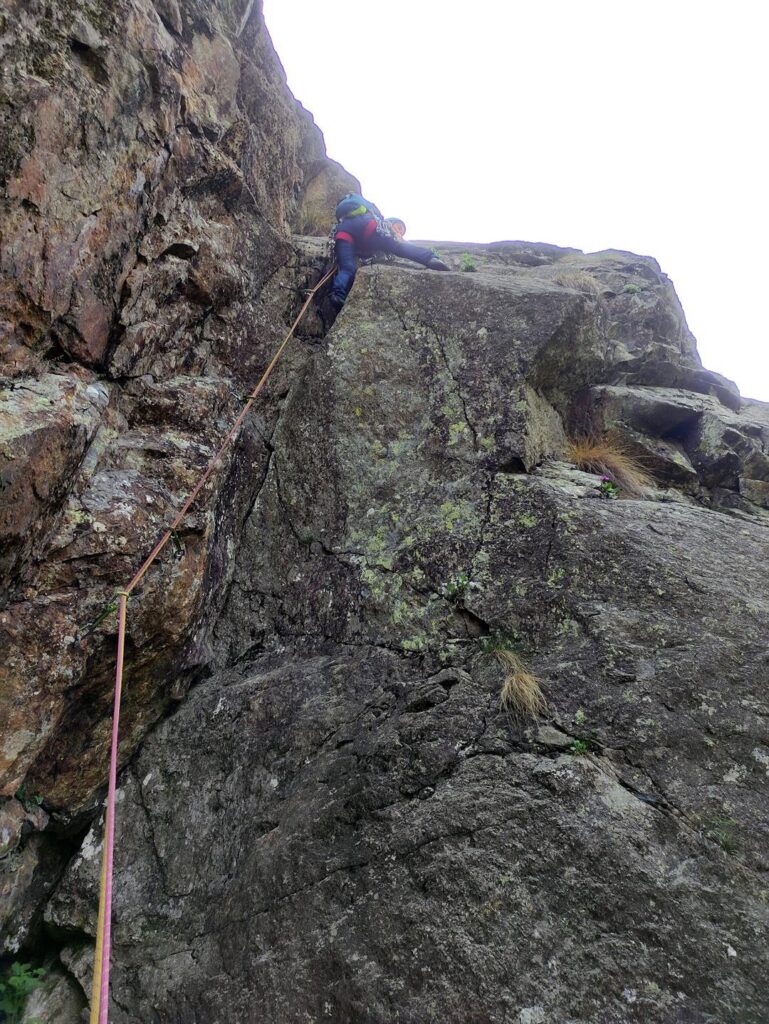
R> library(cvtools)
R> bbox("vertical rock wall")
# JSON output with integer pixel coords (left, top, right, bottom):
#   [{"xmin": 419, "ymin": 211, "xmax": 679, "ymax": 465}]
[
  {"xmin": 0, "ymin": 0, "xmax": 354, "ymax": 951},
  {"xmin": 47, "ymin": 249, "xmax": 769, "ymax": 1023}
]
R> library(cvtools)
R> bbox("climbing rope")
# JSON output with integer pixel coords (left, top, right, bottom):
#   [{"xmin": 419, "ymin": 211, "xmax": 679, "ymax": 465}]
[{"xmin": 88, "ymin": 263, "xmax": 336, "ymax": 1024}]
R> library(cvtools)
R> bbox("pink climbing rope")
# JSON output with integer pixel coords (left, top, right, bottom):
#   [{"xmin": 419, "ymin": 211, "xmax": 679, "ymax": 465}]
[{"xmin": 94, "ymin": 593, "xmax": 126, "ymax": 1024}]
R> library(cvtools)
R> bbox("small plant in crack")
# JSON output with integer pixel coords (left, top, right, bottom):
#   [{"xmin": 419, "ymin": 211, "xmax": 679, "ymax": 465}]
[
  {"xmin": 552, "ymin": 270, "xmax": 601, "ymax": 295},
  {"xmin": 704, "ymin": 814, "xmax": 739, "ymax": 853},
  {"xmin": 402, "ymin": 635, "xmax": 428, "ymax": 654},
  {"xmin": 460, "ymin": 252, "xmax": 478, "ymax": 272},
  {"xmin": 568, "ymin": 726, "xmax": 601, "ymax": 755},
  {"xmin": 479, "ymin": 631, "xmax": 521, "ymax": 655},
  {"xmin": 0, "ymin": 961, "xmax": 47, "ymax": 1024},
  {"xmin": 498, "ymin": 650, "xmax": 547, "ymax": 718},
  {"xmin": 596, "ymin": 475, "xmax": 620, "ymax": 499},
  {"xmin": 81, "ymin": 597, "xmax": 119, "ymax": 637},
  {"xmin": 566, "ymin": 433, "xmax": 654, "ymax": 498},
  {"xmin": 14, "ymin": 786, "xmax": 44, "ymax": 813},
  {"xmin": 566, "ymin": 707, "xmax": 600, "ymax": 756},
  {"xmin": 443, "ymin": 571, "xmax": 470, "ymax": 602}
]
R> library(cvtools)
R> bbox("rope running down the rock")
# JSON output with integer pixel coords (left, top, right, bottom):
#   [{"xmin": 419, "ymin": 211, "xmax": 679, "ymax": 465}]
[{"xmin": 89, "ymin": 263, "xmax": 336, "ymax": 1024}]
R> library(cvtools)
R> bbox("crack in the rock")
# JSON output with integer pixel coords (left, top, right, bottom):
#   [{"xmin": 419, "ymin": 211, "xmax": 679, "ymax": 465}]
[
  {"xmin": 132, "ymin": 765, "xmax": 192, "ymax": 900},
  {"xmin": 212, "ymin": 432, "xmax": 277, "ymax": 636},
  {"xmin": 603, "ymin": 746, "xmax": 704, "ymax": 830},
  {"xmin": 548, "ymin": 725, "xmax": 768, "ymax": 877},
  {"xmin": 545, "ymin": 719, "xmax": 682, "ymax": 819},
  {"xmin": 470, "ymin": 473, "xmax": 496, "ymax": 576},
  {"xmin": 370, "ymin": 272, "xmax": 410, "ymax": 333},
  {"xmin": 319, "ymin": 638, "xmax": 408, "ymax": 658},
  {"xmin": 431, "ymin": 330, "xmax": 481, "ymax": 454},
  {"xmin": 272, "ymin": 462, "xmax": 320, "ymax": 560},
  {"xmin": 102, "ymin": 138, "xmax": 177, "ymax": 373},
  {"xmin": 313, "ymin": 704, "xmax": 377, "ymax": 751}
]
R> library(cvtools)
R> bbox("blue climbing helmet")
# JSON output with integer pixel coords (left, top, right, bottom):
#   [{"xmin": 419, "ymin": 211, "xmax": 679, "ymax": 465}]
[{"xmin": 335, "ymin": 192, "xmax": 383, "ymax": 222}]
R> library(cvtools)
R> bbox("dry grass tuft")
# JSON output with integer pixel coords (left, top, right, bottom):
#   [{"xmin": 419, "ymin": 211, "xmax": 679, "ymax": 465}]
[
  {"xmin": 566, "ymin": 433, "xmax": 655, "ymax": 498},
  {"xmin": 494, "ymin": 649, "xmax": 548, "ymax": 718},
  {"xmin": 552, "ymin": 270, "xmax": 601, "ymax": 295}
]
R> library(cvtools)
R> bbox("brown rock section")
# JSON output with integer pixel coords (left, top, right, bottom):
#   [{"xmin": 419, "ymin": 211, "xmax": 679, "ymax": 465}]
[{"xmin": 0, "ymin": 0, "xmax": 353, "ymax": 872}]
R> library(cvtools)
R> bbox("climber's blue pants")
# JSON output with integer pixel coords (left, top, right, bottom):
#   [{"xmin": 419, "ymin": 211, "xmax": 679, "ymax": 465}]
[
  {"xmin": 331, "ymin": 239, "xmax": 358, "ymax": 306},
  {"xmin": 330, "ymin": 232, "xmax": 436, "ymax": 308}
]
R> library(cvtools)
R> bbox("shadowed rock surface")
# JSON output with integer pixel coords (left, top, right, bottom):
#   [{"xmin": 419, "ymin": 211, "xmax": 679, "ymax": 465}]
[{"xmin": 2, "ymin": 2, "xmax": 769, "ymax": 1023}]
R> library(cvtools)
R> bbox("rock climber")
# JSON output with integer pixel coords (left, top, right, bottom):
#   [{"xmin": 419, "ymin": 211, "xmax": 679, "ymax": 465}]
[{"xmin": 329, "ymin": 193, "xmax": 450, "ymax": 310}]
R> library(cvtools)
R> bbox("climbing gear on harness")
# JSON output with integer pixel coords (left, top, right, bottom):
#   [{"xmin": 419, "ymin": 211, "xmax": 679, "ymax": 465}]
[
  {"xmin": 334, "ymin": 218, "xmax": 378, "ymax": 246},
  {"xmin": 87, "ymin": 263, "xmax": 336, "ymax": 1024}
]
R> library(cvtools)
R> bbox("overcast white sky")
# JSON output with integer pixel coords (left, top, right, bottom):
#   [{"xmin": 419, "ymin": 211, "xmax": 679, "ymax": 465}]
[{"xmin": 264, "ymin": 0, "xmax": 767, "ymax": 402}]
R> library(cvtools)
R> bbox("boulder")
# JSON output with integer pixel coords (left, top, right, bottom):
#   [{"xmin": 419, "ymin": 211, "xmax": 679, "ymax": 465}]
[
  {"xmin": 610, "ymin": 357, "xmax": 741, "ymax": 411},
  {"xmin": 587, "ymin": 383, "xmax": 769, "ymax": 499},
  {"xmin": 0, "ymin": 374, "xmax": 107, "ymax": 592},
  {"xmin": 740, "ymin": 477, "xmax": 769, "ymax": 509}
]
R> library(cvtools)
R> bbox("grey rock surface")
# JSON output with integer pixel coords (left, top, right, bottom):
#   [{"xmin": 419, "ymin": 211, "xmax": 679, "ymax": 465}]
[
  {"xmin": 52, "ymin": 645, "xmax": 769, "ymax": 1023},
  {"xmin": 2, "ymin": 1, "xmax": 769, "ymax": 1021},
  {"xmin": 49, "ymin": 251, "xmax": 769, "ymax": 1022}
]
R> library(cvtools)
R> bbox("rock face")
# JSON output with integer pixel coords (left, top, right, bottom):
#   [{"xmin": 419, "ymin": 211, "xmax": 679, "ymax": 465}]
[
  {"xmin": 2, "ymin": 3, "xmax": 769, "ymax": 1023},
  {"xmin": 0, "ymin": 0, "xmax": 357, "ymax": 811},
  {"xmin": 0, "ymin": 0, "xmax": 356, "ymax": 960},
  {"xmin": 42, "ymin": 243, "xmax": 769, "ymax": 1024}
]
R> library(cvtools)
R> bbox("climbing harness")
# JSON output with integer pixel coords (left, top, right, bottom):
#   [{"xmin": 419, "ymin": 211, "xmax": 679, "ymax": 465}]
[{"xmin": 87, "ymin": 263, "xmax": 336, "ymax": 1024}]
